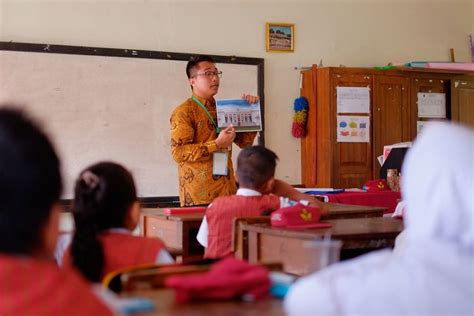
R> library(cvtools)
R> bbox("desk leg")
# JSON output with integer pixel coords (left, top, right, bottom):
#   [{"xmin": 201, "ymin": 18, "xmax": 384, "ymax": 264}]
[
  {"xmin": 248, "ymin": 231, "xmax": 260, "ymax": 264},
  {"xmin": 140, "ymin": 215, "xmax": 147, "ymax": 237},
  {"xmin": 181, "ymin": 222, "xmax": 204, "ymax": 263}
]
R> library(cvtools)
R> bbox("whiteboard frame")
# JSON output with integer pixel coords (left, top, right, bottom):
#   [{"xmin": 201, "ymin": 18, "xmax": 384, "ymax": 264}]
[{"xmin": 0, "ymin": 41, "xmax": 265, "ymax": 207}]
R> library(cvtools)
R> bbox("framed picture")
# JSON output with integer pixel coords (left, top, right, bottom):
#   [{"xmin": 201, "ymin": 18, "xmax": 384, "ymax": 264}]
[{"xmin": 266, "ymin": 22, "xmax": 294, "ymax": 52}]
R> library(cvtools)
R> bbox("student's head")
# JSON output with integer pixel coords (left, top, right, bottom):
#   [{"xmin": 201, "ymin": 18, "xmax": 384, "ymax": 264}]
[
  {"xmin": 186, "ymin": 55, "xmax": 221, "ymax": 99},
  {"xmin": 236, "ymin": 145, "xmax": 278, "ymax": 193},
  {"xmin": 402, "ymin": 122, "xmax": 473, "ymax": 250},
  {"xmin": 0, "ymin": 107, "xmax": 62, "ymax": 258},
  {"xmin": 71, "ymin": 161, "xmax": 139, "ymax": 282}
]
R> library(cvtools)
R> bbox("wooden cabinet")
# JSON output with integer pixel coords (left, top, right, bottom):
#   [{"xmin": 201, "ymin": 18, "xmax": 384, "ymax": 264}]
[
  {"xmin": 373, "ymin": 75, "xmax": 410, "ymax": 179},
  {"xmin": 300, "ymin": 66, "xmax": 473, "ymax": 188},
  {"xmin": 301, "ymin": 67, "xmax": 373, "ymax": 189},
  {"xmin": 410, "ymin": 76, "xmax": 451, "ymax": 136},
  {"xmin": 452, "ymin": 78, "xmax": 474, "ymax": 128}
]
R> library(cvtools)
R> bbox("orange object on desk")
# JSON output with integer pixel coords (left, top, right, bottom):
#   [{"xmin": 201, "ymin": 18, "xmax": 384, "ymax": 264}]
[{"xmin": 325, "ymin": 191, "xmax": 401, "ymax": 213}]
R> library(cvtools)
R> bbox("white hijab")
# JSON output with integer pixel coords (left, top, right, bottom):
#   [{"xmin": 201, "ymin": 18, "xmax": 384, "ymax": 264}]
[{"xmin": 284, "ymin": 122, "xmax": 474, "ymax": 316}]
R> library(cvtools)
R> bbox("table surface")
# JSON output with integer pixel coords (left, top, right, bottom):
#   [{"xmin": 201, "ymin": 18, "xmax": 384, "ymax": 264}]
[
  {"xmin": 324, "ymin": 191, "xmax": 401, "ymax": 213},
  {"xmin": 122, "ymin": 288, "xmax": 285, "ymax": 316},
  {"xmin": 141, "ymin": 202, "xmax": 386, "ymax": 221}
]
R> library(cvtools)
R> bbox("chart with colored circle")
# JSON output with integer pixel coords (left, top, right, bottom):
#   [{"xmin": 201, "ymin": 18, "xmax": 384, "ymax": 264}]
[{"xmin": 337, "ymin": 115, "xmax": 370, "ymax": 142}]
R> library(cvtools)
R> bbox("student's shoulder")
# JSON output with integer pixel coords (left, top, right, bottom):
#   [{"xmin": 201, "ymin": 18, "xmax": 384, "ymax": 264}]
[
  {"xmin": 129, "ymin": 233, "xmax": 166, "ymax": 247},
  {"xmin": 0, "ymin": 256, "xmax": 112, "ymax": 315},
  {"xmin": 209, "ymin": 194, "xmax": 242, "ymax": 205}
]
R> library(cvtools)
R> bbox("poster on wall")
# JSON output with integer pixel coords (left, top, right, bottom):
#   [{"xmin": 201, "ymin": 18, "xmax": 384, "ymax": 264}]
[
  {"xmin": 337, "ymin": 115, "xmax": 370, "ymax": 143},
  {"xmin": 336, "ymin": 86, "xmax": 370, "ymax": 113},
  {"xmin": 417, "ymin": 92, "xmax": 446, "ymax": 118},
  {"xmin": 417, "ymin": 121, "xmax": 426, "ymax": 134}
]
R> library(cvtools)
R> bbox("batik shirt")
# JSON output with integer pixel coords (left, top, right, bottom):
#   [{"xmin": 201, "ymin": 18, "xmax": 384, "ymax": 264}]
[{"xmin": 170, "ymin": 94, "xmax": 256, "ymax": 206}]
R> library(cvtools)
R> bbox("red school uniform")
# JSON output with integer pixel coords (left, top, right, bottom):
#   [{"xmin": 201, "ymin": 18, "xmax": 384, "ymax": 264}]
[
  {"xmin": 205, "ymin": 194, "xmax": 280, "ymax": 259},
  {"xmin": 0, "ymin": 255, "xmax": 112, "ymax": 316},
  {"xmin": 64, "ymin": 231, "xmax": 165, "ymax": 280}
]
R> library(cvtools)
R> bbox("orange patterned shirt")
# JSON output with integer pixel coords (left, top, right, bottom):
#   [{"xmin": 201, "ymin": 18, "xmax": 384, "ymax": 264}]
[{"xmin": 170, "ymin": 94, "xmax": 256, "ymax": 206}]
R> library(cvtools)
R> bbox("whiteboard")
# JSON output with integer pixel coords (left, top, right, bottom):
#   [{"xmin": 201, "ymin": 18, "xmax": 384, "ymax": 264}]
[{"xmin": 0, "ymin": 42, "xmax": 264, "ymax": 200}]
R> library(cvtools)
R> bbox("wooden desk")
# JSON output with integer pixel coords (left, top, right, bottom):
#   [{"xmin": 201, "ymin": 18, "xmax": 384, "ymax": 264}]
[
  {"xmin": 140, "ymin": 208, "xmax": 204, "ymax": 263},
  {"xmin": 140, "ymin": 203, "xmax": 385, "ymax": 263},
  {"xmin": 122, "ymin": 288, "xmax": 284, "ymax": 316},
  {"xmin": 241, "ymin": 217, "xmax": 403, "ymax": 275},
  {"xmin": 323, "ymin": 202, "xmax": 385, "ymax": 219},
  {"xmin": 324, "ymin": 191, "xmax": 401, "ymax": 213}
]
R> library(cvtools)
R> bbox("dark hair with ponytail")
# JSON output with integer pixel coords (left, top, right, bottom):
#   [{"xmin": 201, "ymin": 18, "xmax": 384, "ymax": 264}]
[{"xmin": 70, "ymin": 161, "xmax": 137, "ymax": 282}]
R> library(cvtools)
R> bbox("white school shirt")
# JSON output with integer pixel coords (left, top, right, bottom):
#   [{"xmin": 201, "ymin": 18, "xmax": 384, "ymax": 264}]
[{"xmin": 196, "ymin": 188, "xmax": 307, "ymax": 247}]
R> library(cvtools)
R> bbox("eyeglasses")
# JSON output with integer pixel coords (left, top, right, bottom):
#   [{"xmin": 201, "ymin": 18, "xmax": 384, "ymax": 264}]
[{"xmin": 193, "ymin": 70, "xmax": 223, "ymax": 79}]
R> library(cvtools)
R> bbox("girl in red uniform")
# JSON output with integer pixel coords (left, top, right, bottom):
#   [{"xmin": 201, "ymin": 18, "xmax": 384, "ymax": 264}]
[{"xmin": 64, "ymin": 161, "xmax": 173, "ymax": 282}]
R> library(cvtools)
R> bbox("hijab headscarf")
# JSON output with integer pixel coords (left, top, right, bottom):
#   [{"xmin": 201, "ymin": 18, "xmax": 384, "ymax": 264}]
[
  {"xmin": 403, "ymin": 122, "xmax": 473, "ymax": 251},
  {"xmin": 284, "ymin": 122, "xmax": 474, "ymax": 316}
]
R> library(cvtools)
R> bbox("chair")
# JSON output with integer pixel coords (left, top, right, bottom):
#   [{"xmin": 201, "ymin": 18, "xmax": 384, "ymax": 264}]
[
  {"xmin": 102, "ymin": 260, "xmax": 217, "ymax": 293},
  {"xmin": 103, "ymin": 259, "xmax": 283, "ymax": 293},
  {"xmin": 232, "ymin": 216, "xmax": 270, "ymax": 260}
]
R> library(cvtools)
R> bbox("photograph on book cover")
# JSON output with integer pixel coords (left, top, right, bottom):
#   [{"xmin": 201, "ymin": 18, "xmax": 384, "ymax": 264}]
[{"xmin": 216, "ymin": 99, "xmax": 262, "ymax": 132}]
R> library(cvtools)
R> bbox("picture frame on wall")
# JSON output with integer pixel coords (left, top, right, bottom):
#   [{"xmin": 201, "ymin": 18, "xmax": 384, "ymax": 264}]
[{"xmin": 266, "ymin": 23, "xmax": 294, "ymax": 52}]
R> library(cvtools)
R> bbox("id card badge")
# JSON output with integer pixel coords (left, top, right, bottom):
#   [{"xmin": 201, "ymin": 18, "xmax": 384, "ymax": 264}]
[{"xmin": 212, "ymin": 151, "xmax": 228, "ymax": 176}]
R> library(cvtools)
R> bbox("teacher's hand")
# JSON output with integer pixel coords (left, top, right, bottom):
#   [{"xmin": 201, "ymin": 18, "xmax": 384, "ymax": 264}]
[
  {"xmin": 242, "ymin": 94, "xmax": 259, "ymax": 104},
  {"xmin": 215, "ymin": 125, "xmax": 236, "ymax": 149}
]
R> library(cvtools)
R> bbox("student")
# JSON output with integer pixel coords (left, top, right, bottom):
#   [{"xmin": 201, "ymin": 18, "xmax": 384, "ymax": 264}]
[
  {"xmin": 0, "ymin": 108, "xmax": 112, "ymax": 315},
  {"xmin": 63, "ymin": 162, "xmax": 174, "ymax": 283},
  {"xmin": 170, "ymin": 55, "xmax": 259, "ymax": 206},
  {"xmin": 197, "ymin": 145, "xmax": 326, "ymax": 259},
  {"xmin": 284, "ymin": 122, "xmax": 474, "ymax": 315}
]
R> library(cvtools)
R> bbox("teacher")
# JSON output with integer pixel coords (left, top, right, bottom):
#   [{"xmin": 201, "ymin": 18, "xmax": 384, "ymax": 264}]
[{"xmin": 170, "ymin": 55, "xmax": 258, "ymax": 206}]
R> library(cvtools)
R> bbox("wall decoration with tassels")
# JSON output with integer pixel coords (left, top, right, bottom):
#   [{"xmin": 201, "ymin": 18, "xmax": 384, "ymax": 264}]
[{"xmin": 291, "ymin": 96, "xmax": 308, "ymax": 138}]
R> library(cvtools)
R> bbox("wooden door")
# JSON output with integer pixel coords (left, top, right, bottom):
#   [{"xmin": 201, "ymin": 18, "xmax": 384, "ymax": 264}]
[
  {"xmin": 331, "ymin": 71, "xmax": 373, "ymax": 188},
  {"xmin": 452, "ymin": 79, "xmax": 474, "ymax": 128},
  {"xmin": 373, "ymin": 75, "xmax": 410, "ymax": 179},
  {"xmin": 411, "ymin": 77, "xmax": 450, "ymax": 138}
]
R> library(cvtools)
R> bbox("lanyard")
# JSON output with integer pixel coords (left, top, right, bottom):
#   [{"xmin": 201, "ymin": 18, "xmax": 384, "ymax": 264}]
[{"xmin": 191, "ymin": 96, "xmax": 220, "ymax": 133}]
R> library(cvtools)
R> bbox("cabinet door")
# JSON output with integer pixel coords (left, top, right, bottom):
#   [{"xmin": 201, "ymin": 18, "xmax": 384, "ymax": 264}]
[
  {"xmin": 373, "ymin": 75, "xmax": 410, "ymax": 179},
  {"xmin": 452, "ymin": 79, "xmax": 474, "ymax": 128},
  {"xmin": 411, "ymin": 77, "xmax": 450, "ymax": 137},
  {"xmin": 331, "ymin": 72, "xmax": 373, "ymax": 188}
]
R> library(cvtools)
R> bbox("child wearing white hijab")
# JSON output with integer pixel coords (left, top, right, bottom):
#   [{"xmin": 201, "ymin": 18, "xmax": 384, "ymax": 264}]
[{"xmin": 284, "ymin": 122, "xmax": 473, "ymax": 316}]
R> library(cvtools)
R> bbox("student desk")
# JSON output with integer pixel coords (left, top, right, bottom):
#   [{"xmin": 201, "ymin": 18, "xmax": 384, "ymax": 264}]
[
  {"xmin": 122, "ymin": 288, "xmax": 284, "ymax": 316},
  {"xmin": 140, "ymin": 209, "xmax": 205, "ymax": 263},
  {"xmin": 322, "ymin": 202, "xmax": 385, "ymax": 219},
  {"xmin": 140, "ymin": 203, "xmax": 386, "ymax": 263},
  {"xmin": 322, "ymin": 191, "xmax": 401, "ymax": 213},
  {"xmin": 240, "ymin": 217, "xmax": 403, "ymax": 275}
]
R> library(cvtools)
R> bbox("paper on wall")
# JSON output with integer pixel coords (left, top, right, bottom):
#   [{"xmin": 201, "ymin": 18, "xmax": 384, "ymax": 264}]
[
  {"xmin": 336, "ymin": 87, "xmax": 370, "ymax": 113},
  {"xmin": 336, "ymin": 115, "xmax": 370, "ymax": 143},
  {"xmin": 417, "ymin": 92, "xmax": 446, "ymax": 118}
]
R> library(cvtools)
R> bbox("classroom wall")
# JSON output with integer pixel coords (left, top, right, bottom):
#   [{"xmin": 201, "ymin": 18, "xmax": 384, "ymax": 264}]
[
  {"xmin": 1, "ymin": 0, "xmax": 472, "ymax": 187},
  {"xmin": 472, "ymin": 0, "xmax": 474, "ymax": 35}
]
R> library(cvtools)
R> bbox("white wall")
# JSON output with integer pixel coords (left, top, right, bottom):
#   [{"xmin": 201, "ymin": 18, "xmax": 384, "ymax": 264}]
[{"xmin": 1, "ymin": 0, "xmax": 472, "ymax": 186}]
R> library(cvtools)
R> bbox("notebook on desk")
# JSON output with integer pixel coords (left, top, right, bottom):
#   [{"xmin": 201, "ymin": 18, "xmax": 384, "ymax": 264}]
[{"xmin": 296, "ymin": 188, "xmax": 345, "ymax": 195}]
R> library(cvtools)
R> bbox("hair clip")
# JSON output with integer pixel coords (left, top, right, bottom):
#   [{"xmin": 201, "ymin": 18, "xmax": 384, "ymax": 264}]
[{"xmin": 82, "ymin": 170, "xmax": 100, "ymax": 190}]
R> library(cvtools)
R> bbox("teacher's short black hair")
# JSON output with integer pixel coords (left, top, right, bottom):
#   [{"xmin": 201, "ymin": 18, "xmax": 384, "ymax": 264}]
[
  {"xmin": 0, "ymin": 107, "xmax": 62, "ymax": 255},
  {"xmin": 186, "ymin": 55, "xmax": 215, "ymax": 79}
]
